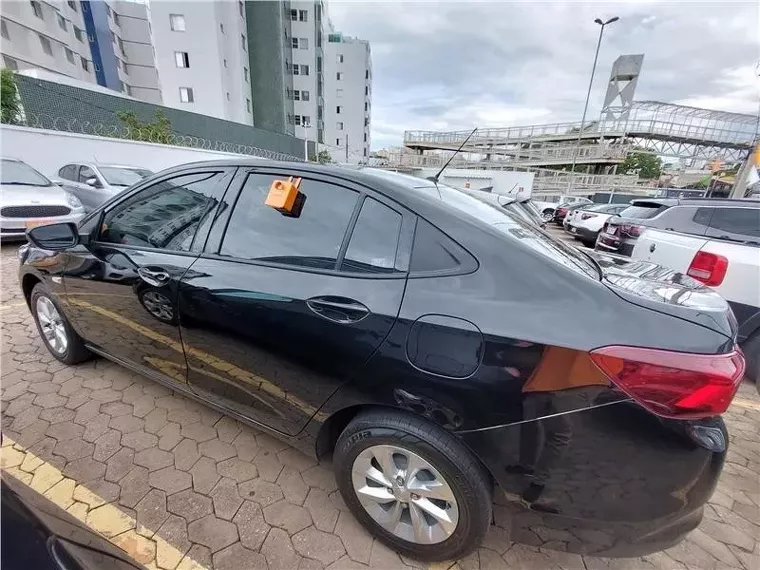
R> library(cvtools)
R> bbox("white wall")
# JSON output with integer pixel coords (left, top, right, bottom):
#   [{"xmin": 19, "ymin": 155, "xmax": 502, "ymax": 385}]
[
  {"xmin": 1, "ymin": 125, "xmax": 256, "ymax": 179},
  {"xmin": 416, "ymin": 168, "xmax": 535, "ymax": 198}
]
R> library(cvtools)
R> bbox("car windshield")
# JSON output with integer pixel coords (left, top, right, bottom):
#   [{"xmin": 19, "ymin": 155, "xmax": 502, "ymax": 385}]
[
  {"xmin": 365, "ymin": 170, "xmax": 598, "ymax": 279},
  {"xmin": 99, "ymin": 167, "xmax": 153, "ymax": 187},
  {"xmin": 1, "ymin": 159, "xmax": 52, "ymax": 187},
  {"xmin": 585, "ymin": 204, "xmax": 617, "ymax": 212}
]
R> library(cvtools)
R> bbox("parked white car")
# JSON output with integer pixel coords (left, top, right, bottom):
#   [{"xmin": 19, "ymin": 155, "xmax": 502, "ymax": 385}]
[
  {"xmin": 631, "ymin": 200, "xmax": 760, "ymax": 382},
  {"xmin": 565, "ymin": 203, "xmax": 628, "ymax": 246},
  {"xmin": 56, "ymin": 163, "xmax": 153, "ymax": 212},
  {"xmin": 533, "ymin": 196, "xmax": 592, "ymax": 221},
  {"xmin": 0, "ymin": 158, "xmax": 85, "ymax": 240}
]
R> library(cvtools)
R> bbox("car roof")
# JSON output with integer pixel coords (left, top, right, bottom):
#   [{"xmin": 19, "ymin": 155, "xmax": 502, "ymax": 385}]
[
  {"xmin": 676, "ymin": 198, "xmax": 760, "ymax": 208},
  {"xmin": 68, "ymin": 163, "xmax": 148, "ymax": 169},
  {"xmin": 629, "ymin": 198, "xmax": 679, "ymax": 207}
]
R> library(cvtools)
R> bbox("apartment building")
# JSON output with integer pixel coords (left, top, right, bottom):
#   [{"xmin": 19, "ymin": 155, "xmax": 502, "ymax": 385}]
[
  {"xmin": 1, "ymin": 1, "xmax": 160, "ymax": 103},
  {"xmin": 323, "ymin": 32, "xmax": 371, "ymax": 163},
  {"xmin": 149, "ymin": 0, "xmax": 252, "ymax": 124}
]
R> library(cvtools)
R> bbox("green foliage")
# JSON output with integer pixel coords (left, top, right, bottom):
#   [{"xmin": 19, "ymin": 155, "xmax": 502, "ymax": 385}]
[
  {"xmin": 620, "ymin": 150, "xmax": 663, "ymax": 179},
  {"xmin": 316, "ymin": 149, "xmax": 333, "ymax": 164},
  {"xmin": 1, "ymin": 69, "xmax": 22, "ymax": 125},
  {"xmin": 116, "ymin": 110, "xmax": 174, "ymax": 144}
]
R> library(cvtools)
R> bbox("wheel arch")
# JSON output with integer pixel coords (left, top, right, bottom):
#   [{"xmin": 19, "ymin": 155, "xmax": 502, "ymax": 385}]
[{"xmin": 21, "ymin": 273, "xmax": 42, "ymax": 308}]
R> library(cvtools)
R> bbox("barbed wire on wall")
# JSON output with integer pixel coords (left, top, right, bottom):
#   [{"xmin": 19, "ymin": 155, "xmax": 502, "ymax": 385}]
[{"xmin": 17, "ymin": 112, "xmax": 305, "ymax": 163}]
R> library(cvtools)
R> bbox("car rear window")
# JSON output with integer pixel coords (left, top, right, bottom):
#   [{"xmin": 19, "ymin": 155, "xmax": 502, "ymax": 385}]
[{"xmin": 619, "ymin": 203, "xmax": 669, "ymax": 219}]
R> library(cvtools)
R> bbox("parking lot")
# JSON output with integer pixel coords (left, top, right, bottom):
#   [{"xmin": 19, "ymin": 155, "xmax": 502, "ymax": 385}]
[{"xmin": 1, "ymin": 242, "xmax": 758, "ymax": 570}]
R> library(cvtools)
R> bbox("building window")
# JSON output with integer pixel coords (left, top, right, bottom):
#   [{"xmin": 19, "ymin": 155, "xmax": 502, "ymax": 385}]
[
  {"xmin": 292, "ymin": 37, "xmax": 298, "ymax": 49},
  {"xmin": 336, "ymin": 88, "xmax": 344, "ymax": 98},
  {"xmin": 290, "ymin": 9, "xmax": 297, "ymax": 20},
  {"xmin": 226, "ymin": 92, "xmax": 230, "ymax": 101},
  {"xmin": 67, "ymin": 0, "xmax": 77, "ymax": 11},
  {"xmin": 80, "ymin": 57, "xmax": 89, "ymax": 71},
  {"xmin": 337, "ymin": 54, "xmax": 344, "ymax": 63},
  {"xmin": 39, "ymin": 35, "xmax": 53, "ymax": 56},
  {"xmin": 244, "ymin": 67, "xmax": 248, "ymax": 82},
  {"xmin": 175, "ymin": 51, "xmax": 189, "ymax": 68},
  {"xmin": 118, "ymin": 37, "xmax": 125, "ymax": 54},
  {"xmin": 300, "ymin": 64, "xmax": 309, "ymax": 75},
  {"xmin": 30, "ymin": 1, "xmax": 43, "ymax": 19},
  {"xmin": 246, "ymin": 98, "xmax": 251, "ymax": 112},
  {"xmin": 365, "ymin": 102, "xmax": 368, "ymax": 111},
  {"xmin": 3, "ymin": 56, "xmax": 18, "ymax": 70},
  {"xmin": 301, "ymin": 90, "xmax": 310, "ymax": 101},
  {"xmin": 1, "ymin": 19, "xmax": 8, "ymax": 40},
  {"xmin": 113, "ymin": 12, "xmax": 120, "ymax": 26},
  {"xmin": 293, "ymin": 90, "xmax": 300, "ymax": 101},
  {"xmin": 365, "ymin": 85, "xmax": 368, "ymax": 95},
  {"xmin": 336, "ymin": 138, "xmax": 341, "ymax": 146},
  {"xmin": 302, "ymin": 116, "xmax": 310, "ymax": 127},
  {"xmin": 300, "ymin": 37, "xmax": 308, "ymax": 49},
  {"xmin": 65, "ymin": 47, "xmax": 75, "ymax": 64},
  {"xmin": 238, "ymin": 0, "xmax": 243, "ymax": 17},
  {"xmin": 295, "ymin": 115, "xmax": 301, "ymax": 126},
  {"xmin": 364, "ymin": 117, "xmax": 369, "ymax": 127},
  {"xmin": 74, "ymin": 26, "xmax": 83, "ymax": 42},
  {"xmin": 336, "ymin": 122, "xmax": 344, "ymax": 130},
  {"xmin": 57, "ymin": 13, "xmax": 67, "ymax": 31},
  {"xmin": 241, "ymin": 34, "xmax": 246, "ymax": 48},
  {"xmin": 365, "ymin": 69, "xmax": 369, "ymax": 79},
  {"xmin": 179, "ymin": 87, "xmax": 194, "ymax": 103},
  {"xmin": 292, "ymin": 65, "xmax": 299, "ymax": 76},
  {"xmin": 336, "ymin": 105, "xmax": 342, "ymax": 114},
  {"xmin": 170, "ymin": 14, "xmax": 185, "ymax": 31},
  {"xmin": 364, "ymin": 133, "xmax": 367, "ymax": 142},
  {"xmin": 336, "ymin": 72, "xmax": 342, "ymax": 80},
  {"xmin": 299, "ymin": 9, "xmax": 308, "ymax": 21}
]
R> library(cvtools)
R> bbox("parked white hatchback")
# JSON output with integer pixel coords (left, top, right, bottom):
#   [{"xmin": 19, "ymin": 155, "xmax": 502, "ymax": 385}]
[
  {"xmin": 565, "ymin": 203, "xmax": 628, "ymax": 247},
  {"xmin": 0, "ymin": 158, "xmax": 85, "ymax": 241}
]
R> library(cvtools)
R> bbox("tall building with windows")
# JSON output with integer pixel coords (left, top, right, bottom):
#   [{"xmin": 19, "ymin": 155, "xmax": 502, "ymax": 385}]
[
  {"xmin": 149, "ymin": 0, "xmax": 252, "ymax": 124},
  {"xmin": 323, "ymin": 32, "xmax": 371, "ymax": 163},
  {"xmin": 0, "ymin": 0, "xmax": 160, "ymax": 103}
]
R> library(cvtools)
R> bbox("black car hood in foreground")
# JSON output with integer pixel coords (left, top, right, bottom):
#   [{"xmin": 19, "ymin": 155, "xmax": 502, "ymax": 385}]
[{"xmin": 592, "ymin": 252, "xmax": 737, "ymax": 341}]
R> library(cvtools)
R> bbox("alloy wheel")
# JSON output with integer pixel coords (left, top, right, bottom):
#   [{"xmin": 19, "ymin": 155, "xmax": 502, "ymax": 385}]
[
  {"xmin": 141, "ymin": 291, "xmax": 174, "ymax": 322},
  {"xmin": 351, "ymin": 444, "xmax": 459, "ymax": 545},
  {"xmin": 36, "ymin": 296, "xmax": 68, "ymax": 355}
]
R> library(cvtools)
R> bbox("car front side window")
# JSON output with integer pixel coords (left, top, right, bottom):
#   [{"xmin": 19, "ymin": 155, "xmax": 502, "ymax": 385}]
[{"xmin": 99, "ymin": 171, "xmax": 228, "ymax": 252}]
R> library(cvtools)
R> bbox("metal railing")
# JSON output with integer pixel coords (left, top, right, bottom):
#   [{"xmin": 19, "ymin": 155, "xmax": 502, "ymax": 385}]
[{"xmin": 19, "ymin": 113, "xmax": 304, "ymax": 162}]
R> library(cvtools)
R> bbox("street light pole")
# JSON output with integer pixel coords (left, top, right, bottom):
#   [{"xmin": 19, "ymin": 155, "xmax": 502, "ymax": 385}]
[
  {"xmin": 568, "ymin": 16, "xmax": 619, "ymax": 193},
  {"xmin": 303, "ymin": 125, "xmax": 311, "ymax": 162}
]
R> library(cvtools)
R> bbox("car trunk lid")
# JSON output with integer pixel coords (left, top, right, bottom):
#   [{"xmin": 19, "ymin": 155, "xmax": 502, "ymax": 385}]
[{"xmin": 592, "ymin": 252, "xmax": 738, "ymax": 340}]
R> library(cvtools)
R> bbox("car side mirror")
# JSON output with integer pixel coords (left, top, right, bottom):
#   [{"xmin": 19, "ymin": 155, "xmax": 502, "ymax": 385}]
[
  {"xmin": 86, "ymin": 177, "xmax": 101, "ymax": 188},
  {"xmin": 26, "ymin": 222, "xmax": 79, "ymax": 251}
]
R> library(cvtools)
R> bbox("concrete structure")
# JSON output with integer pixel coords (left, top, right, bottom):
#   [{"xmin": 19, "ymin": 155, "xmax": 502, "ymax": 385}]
[
  {"xmin": 149, "ymin": 0, "xmax": 252, "ymax": 124},
  {"xmin": 1, "ymin": 0, "xmax": 160, "ymax": 103},
  {"xmin": 323, "ymin": 32, "xmax": 371, "ymax": 163},
  {"xmin": 245, "ymin": 0, "xmax": 294, "ymax": 135}
]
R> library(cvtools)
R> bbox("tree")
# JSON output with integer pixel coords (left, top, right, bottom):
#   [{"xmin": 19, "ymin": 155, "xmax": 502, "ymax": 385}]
[
  {"xmin": 316, "ymin": 149, "xmax": 333, "ymax": 164},
  {"xmin": 116, "ymin": 110, "xmax": 173, "ymax": 144},
  {"xmin": 620, "ymin": 150, "xmax": 663, "ymax": 179},
  {"xmin": 1, "ymin": 69, "xmax": 22, "ymax": 125}
]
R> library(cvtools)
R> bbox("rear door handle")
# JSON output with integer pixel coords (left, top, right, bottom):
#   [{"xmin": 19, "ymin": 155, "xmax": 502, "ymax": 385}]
[
  {"xmin": 138, "ymin": 267, "xmax": 170, "ymax": 287},
  {"xmin": 306, "ymin": 296, "xmax": 369, "ymax": 324}
]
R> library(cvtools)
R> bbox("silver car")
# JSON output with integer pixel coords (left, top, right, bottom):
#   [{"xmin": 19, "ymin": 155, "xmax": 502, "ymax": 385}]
[
  {"xmin": 56, "ymin": 162, "xmax": 153, "ymax": 212},
  {"xmin": 0, "ymin": 158, "xmax": 85, "ymax": 241}
]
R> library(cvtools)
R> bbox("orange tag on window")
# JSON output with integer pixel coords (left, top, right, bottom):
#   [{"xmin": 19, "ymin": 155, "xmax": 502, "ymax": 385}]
[{"xmin": 265, "ymin": 177, "xmax": 301, "ymax": 213}]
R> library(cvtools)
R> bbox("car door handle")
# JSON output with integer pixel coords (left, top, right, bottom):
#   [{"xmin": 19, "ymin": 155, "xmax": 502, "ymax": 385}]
[
  {"xmin": 306, "ymin": 296, "xmax": 369, "ymax": 324},
  {"xmin": 138, "ymin": 267, "xmax": 170, "ymax": 287}
]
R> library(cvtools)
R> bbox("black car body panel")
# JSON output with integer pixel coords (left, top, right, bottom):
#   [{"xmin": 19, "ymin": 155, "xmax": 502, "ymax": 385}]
[{"xmin": 18, "ymin": 160, "xmax": 740, "ymax": 558}]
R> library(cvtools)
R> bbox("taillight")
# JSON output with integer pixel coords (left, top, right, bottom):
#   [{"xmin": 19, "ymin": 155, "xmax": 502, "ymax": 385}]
[
  {"xmin": 590, "ymin": 346, "xmax": 745, "ymax": 420},
  {"xmin": 581, "ymin": 213, "xmax": 598, "ymax": 220},
  {"xmin": 687, "ymin": 251, "xmax": 728, "ymax": 286},
  {"xmin": 620, "ymin": 224, "xmax": 642, "ymax": 237}
]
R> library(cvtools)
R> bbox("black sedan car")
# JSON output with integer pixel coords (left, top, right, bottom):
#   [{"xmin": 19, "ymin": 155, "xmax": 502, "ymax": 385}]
[{"xmin": 19, "ymin": 162, "xmax": 744, "ymax": 561}]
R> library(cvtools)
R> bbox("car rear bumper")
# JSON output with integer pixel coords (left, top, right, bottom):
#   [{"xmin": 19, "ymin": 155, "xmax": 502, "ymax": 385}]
[
  {"xmin": 459, "ymin": 398, "xmax": 727, "ymax": 557},
  {"xmin": 1, "ymin": 213, "xmax": 85, "ymax": 240},
  {"xmin": 566, "ymin": 225, "xmax": 598, "ymax": 241},
  {"xmin": 595, "ymin": 233, "xmax": 636, "ymax": 256}
]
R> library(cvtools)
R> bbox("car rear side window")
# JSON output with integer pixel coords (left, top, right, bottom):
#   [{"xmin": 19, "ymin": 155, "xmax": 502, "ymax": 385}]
[
  {"xmin": 58, "ymin": 165, "xmax": 76, "ymax": 180},
  {"xmin": 342, "ymin": 197, "xmax": 403, "ymax": 274},
  {"xmin": 220, "ymin": 173, "xmax": 359, "ymax": 270},
  {"xmin": 78, "ymin": 165, "xmax": 97, "ymax": 184},
  {"xmin": 410, "ymin": 219, "xmax": 477, "ymax": 275},
  {"xmin": 706, "ymin": 208, "xmax": 760, "ymax": 242},
  {"xmin": 620, "ymin": 204, "xmax": 668, "ymax": 219},
  {"xmin": 99, "ymin": 171, "xmax": 228, "ymax": 252},
  {"xmin": 650, "ymin": 206, "xmax": 711, "ymax": 236}
]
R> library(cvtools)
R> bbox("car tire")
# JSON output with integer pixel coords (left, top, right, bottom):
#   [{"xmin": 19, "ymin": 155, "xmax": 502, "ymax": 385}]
[
  {"xmin": 741, "ymin": 331, "xmax": 760, "ymax": 384},
  {"xmin": 541, "ymin": 209, "xmax": 554, "ymax": 222},
  {"xmin": 30, "ymin": 283, "xmax": 91, "ymax": 365},
  {"xmin": 333, "ymin": 410, "xmax": 492, "ymax": 562}
]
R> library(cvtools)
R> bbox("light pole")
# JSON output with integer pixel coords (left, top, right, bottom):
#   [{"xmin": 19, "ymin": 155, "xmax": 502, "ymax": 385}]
[
  {"xmin": 568, "ymin": 16, "xmax": 619, "ymax": 192},
  {"xmin": 303, "ymin": 124, "xmax": 312, "ymax": 162}
]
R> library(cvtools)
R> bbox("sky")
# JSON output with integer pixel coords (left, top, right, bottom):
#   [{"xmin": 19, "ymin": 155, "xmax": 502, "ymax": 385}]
[{"xmin": 328, "ymin": 0, "xmax": 760, "ymax": 149}]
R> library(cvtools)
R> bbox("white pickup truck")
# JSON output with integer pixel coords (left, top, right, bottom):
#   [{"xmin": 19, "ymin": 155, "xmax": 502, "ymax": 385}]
[{"xmin": 631, "ymin": 200, "xmax": 760, "ymax": 383}]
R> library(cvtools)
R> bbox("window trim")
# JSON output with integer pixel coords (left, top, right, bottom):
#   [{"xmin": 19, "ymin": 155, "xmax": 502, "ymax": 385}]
[{"xmin": 204, "ymin": 167, "xmax": 414, "ymax": 279}]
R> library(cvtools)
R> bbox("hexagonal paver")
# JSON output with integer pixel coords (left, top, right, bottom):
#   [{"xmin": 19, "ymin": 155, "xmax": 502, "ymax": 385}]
[
  {"xmin": 305, "ymin": 487, "xmax": 339, "ymax": 533},
  {"xmin": 34, "ymin": 393, "xmax": 67, "ymax": 409},
  {"xmin": 134, "ymin": 488, "xmax": 169, "ymax": 533},
  {"xmin": 46, "ymin": 421, "xmax": 84, "ymax": 441},
  {"xmin": 233, "ymin": 501, "xmax": 270, "ymax": 552},
  {"xmin": 93, "ymin": 430, "xmax": 123, "ymax": 462},
  {"xmin": 210, "ymin": 477, "xmax": 244, "ymax": 520},
  {"xmin": 39, "ymin": 406, "xmax": 76, "ymax": 424},
  {"xmin": 277, "ymin": 466, "xmax": 309, "ymax": 505},
  {"xmin": 119, "ymin": 466, "xmax": 151, "ymax": 508},
  {"xmin": 122, "ymin": 430, "xmax": 158, "ymax": 452},
  {"xmin": 176, "ymin": 544, "xmax": 212, "ymax": 570},
  {"xmin": 187, "ymin": 514, "xmax": 239, "ymax": 552},
  {"xmin": 149, "ymin": 467, "xmax": 192, "ymax": 494},
  {"xmin": 181, "ymin": 421, "xmax": 218, "ymax": 443},
  {"xmin": 105, "ymin": 447, "xmax": 135, "ymax": 483},
  {"xmin": 157, "ymin": 422, "xmax": 182, "ymax": 449},
  {"xmin": 53, "ymin": 438, "xmax": 95, "ymax": 461},
  {"xmin": 73, "ymin": 478, "xmax": 120, "ymax": 508},
  {"xmin": 82, "ymin": 414, "xmax": 111, "ymax": 443},
  {"xmin": 199, "ymin": 438, "xmax": 237, "ymax": 461},
  {"xmin": 190, "ymin": 456, "xmax": 221, "ymax": 494},
  {"xmin": 238, "ymin": 478, "xmax": 284, "ymax": 507},
  {"xmin": 213, "ymin": 543, "xmax": 267, "ymax": 570},
  {"xmin": 62, "ymin": 457, "xmax": 106, "ymax": 483},
  {"xmin": 263, "ymin": 500, "xmax": 312, "ymax": 534},
  {"xmin": 217, "ymin": 458, "xmax": 258, "ymax": 483},
  {"xmin": 173, "ymin": 438, "xmax": 201, "ymax": 471},
  {"xmin": 101, "ymin": 402, "xmax": 133, "ymax": 418},
  {"xmin": 109, "ymin": 414, "xmax": 145, "ymax": 434},
  {"xmin": 261, "ymin": 527, "xmax": 301, "ymax": 570},
  {"xmin": 215, "ymin": 417, "xmax": 241, "ymax": 443},
  {"xmin": 232, "ymin": 431, "xmax": 259, "ymax": 462},
  {"xmin": 167, "ymin": 488, "xmax": 213, "ymax": 522},
  {"xmin": 252, "ymin": 449, "xmax": 283, "ymax": 482},
  {"xmin": 134, "ymin": 447, "xmax": 174, "ymax": 471},
  {"xmin": 302, "ymin": 465, "xmax": 338, "ymax": 493},
  {"xmin": 155, "ymin": 515, "xmax": 191, "ymax": 569},
  {"xmin": 144, "ymin": 408, "xmax": 168, "ymax": 434},
  {"xmin": 334, "ymin": 511, "xmax": 372, "ymax": 564}
]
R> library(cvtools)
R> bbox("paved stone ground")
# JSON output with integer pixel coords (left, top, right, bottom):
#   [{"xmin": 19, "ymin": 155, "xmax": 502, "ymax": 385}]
[{"xmin": 1, "ymin": 243, "xmax": 758, "ymax": 570}]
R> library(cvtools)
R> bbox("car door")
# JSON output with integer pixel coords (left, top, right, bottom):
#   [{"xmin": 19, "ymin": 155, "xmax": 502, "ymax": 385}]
[
  {"xmin": 75, "ymin": 165, "xmax": 107, "ymax": 212},
  {"xmin": 61, "ymin": 167, "xmax": 236, "ymax": 387},
  {"xmin": 178, "ymin": 167, "xmax": 413, "ymax": 435},
  {"xmin": 56, "ymin": 164, "xmax": 78, "ymax": 193}
]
